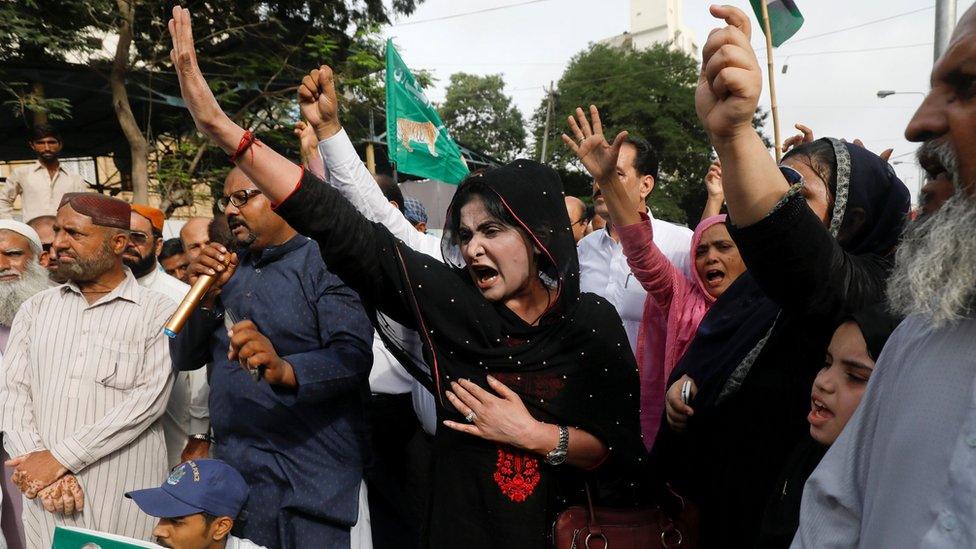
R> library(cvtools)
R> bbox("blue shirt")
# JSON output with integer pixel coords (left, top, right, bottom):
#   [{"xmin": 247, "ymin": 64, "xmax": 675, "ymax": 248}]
[{"xmin": 170, "ymin": 235, "xmax": 373, "ymax": 544}]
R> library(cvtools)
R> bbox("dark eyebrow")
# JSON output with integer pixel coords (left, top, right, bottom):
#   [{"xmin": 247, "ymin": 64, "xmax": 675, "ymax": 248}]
[{"xmin": 841, "ymin": 359, "xmax": 875, "ymax": 373}]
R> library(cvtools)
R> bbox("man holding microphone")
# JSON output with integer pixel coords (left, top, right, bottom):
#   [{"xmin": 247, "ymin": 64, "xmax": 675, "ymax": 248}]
[{"xmin": 169, "ymin": 167, "xmax": 373, "ymax": 548}]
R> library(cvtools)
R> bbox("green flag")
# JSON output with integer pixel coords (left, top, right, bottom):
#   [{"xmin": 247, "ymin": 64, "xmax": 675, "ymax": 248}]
[
  {"xmin": 385, "ymin": 39, "xmax": 469, "ymax": 184},
  {"xmin": 750, "ymin": 0, "xmax": 804, "ymax": 47}
]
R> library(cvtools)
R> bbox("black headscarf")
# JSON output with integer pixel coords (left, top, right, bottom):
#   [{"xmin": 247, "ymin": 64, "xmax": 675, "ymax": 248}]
[
  {"xmin": 848, "ymin": 302, "xmax": 902, "ymax": 360},
  {"xmin": 378, "ymin": 159, "xmax": 645, "ymax": 468},
  {"xmin": 672, "ymin": 138, "xmax": 910, "ymax": 406}
]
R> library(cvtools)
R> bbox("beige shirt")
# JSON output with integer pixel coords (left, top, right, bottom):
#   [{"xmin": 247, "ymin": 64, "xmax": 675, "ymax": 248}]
[
  {"xmin": 0, "ymin": 269, "xmax": 175, "ymax": 547},
  {"xmin": 0, "ymin": 161, "xmax": 88, "ymax": 222}
]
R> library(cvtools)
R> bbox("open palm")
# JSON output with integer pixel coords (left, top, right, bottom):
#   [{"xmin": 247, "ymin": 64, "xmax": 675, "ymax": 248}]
[
  {"xmin": 168, "ymin": 6, "xmax": 225, "ymax": 135},
  {"xmin": 561, "ymin": 105, "xmax": 627, "ymax": 184}
]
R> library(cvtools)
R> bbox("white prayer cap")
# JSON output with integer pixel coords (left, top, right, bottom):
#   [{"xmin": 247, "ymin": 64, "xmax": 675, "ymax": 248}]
[{"xmin": 0, "ymin": 220, "xmax": 43, "ymax": 252}]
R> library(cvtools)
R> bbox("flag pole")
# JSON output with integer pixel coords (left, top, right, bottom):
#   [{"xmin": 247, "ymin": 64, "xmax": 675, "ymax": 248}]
[{"xmin": 759, "ymin": 0, "xmax": 783, "ymax": 162}]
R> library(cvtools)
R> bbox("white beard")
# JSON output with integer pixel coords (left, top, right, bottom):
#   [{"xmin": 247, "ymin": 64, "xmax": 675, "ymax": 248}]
[
  {"xmin": 0, "ymin": 260, "xmax": 50, "ymax": 326},
  {"xmin": 888, "ymin": 139, "xmax": 976, "ymax": 327}
]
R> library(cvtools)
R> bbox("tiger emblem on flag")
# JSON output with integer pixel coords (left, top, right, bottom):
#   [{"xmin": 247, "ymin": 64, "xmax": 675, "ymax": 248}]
[{"xmin": 396, "ymin": 118, "xmax": 439, "ymax": 157}]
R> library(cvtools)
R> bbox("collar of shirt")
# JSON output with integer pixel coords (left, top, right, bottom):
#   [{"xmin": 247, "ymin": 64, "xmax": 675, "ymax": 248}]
[
  {"xmin": 59, "ymin": 267, "xmax": 142, "ymax": 307},
  {"xmin": 241, "ymin": 234, "xmax": 309, "ymax": 267},
  {"xmin": 137, "ymin": 264, "xmax": 161, "ymax": 287},
  {"xmin": 30, "ymin": 160, "xmax": 69, "ymax": 176}
]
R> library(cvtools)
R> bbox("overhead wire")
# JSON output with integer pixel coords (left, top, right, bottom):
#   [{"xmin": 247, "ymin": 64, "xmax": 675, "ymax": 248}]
[{"xmin": 391, "ymin": 0, "xmax": 554, "ymax": 27}]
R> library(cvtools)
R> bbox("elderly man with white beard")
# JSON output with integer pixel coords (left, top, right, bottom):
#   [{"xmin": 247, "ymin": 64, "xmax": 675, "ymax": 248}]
[
  {"xmin": 792, "ymin": 5, "xmax": 976, "ymax": 548},
  {"xmin": 0, "ymin": 220, "xmax": 49, "ymax": 549}
]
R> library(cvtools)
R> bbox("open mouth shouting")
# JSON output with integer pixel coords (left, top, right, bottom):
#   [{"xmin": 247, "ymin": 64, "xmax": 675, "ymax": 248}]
[
  {"xmin": 470, "ymin": 264, "xmax": 499, "ymax": 291},
  {"xmin": 703, "ymin": 267, "xmax": 726, "ymax": 289},
  {"xmin": 808, "ymin": 396, "xmax": 835, "ymax": 429}
]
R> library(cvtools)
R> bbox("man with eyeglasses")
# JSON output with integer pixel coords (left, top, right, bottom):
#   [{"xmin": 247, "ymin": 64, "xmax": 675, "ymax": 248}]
[
  {"xmin": 564, "ymin": 196, "xmax": 588, "ymax": 244},
  {"xmin": 170, "ymin": 167, "xmax": 373, "ymax": 548},
  {"xmin": 0, "ymin": 125, "xmax": 88, "ymax": 222},
  {"xmin": 125, "ymin": 205, "xmax": 211, "ymax": 469}
]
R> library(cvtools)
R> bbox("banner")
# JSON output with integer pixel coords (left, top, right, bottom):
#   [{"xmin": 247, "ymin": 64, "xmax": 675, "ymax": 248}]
[
  {"xmin": 750, "ymin": 0, "xmax": 804, "ymax": 47},
  {"xmin": 385, "ymin": 39, "xmax": 469, "ymax": 184}
]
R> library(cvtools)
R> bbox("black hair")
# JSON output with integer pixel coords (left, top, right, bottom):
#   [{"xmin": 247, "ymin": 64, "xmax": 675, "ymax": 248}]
[
  {"xmin": 208, "ymin": 214, "xmax": 235, "ymax": 248},
  {"xmin": 583, "ymin": 204, "xmax": 595, "ymax": 223},
  {"xmin": 446, "ymin": 176, "xmax": 557, "ymax": 281},
  {"xmin": 201, "ymin": 512, "xmax": 219, "ymax": 528},
  {"xmin": 623, "ymin": 135, "xmax": 659, "ymax": 180},
  {"xmin": 374, "ymin": 174, "xmax": 405, "ymax": 213},
  {"xmin": 782, "ymin": 139, "xmax": 838, "ymax": 196},
  {"xmin": 159, "ymin": 238, "xmax": 184, "ymax": 261},
  {"xmin": 29, "ymin": 123, "xmax": 61, "ymax": 143}
]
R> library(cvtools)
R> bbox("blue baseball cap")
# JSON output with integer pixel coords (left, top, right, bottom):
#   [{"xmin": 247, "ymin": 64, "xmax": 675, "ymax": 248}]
[
  {"xmin": 403, "ymin": 196, "xmax": 428, "ymax": 225},
  {"xmin": 125, "ymin": 459, "xmax": 248, "ymax": 519}
]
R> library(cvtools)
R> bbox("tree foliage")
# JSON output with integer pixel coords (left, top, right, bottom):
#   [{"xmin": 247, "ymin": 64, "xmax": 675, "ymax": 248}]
[
  {"xmin": 533, "ymin": 42, "xmax": 767, "ymax": 225},
  {"xmin": 0, "ymin": 0, "xmax": 424, "ymax": 212},
  {"xmin": 439, "ymin": 72, "xmax": 526, "ymax": 162}
]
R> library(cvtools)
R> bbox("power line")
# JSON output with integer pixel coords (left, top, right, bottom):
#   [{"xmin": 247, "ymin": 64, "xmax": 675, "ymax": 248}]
[
  {"xmin": 392, "ymin": 0, "xmax": 554, "ymax": 27},
  {"xmin": 759, "ymin": 42, "xmax": 932, "ymax": 61},
  {"xmin": 778, "ymin": 5, "xmax": 935, "ymax": 46}
]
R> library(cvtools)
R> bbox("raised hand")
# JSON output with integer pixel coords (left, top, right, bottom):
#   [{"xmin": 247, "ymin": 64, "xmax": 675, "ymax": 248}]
[
  {"xmin": 704, "ymin": 159, "xmax": 723, "ymax": 199},
  {"xmin": 298, "ymin": 66, "xmax": 342, "ymax": 141},
  {"xmin": 561, "ymin": 105, "xmax": 628, "ymax": 185},
  {"xmin": 168, "ymin": 6, "xmax": 229, "ymax": 139},
  {"xmin": 294, "ymin": 120, "xmax": 320, "ymax": 166},
  {"xmin": 851, "ymin": 139, "xmax": 894, "ymax": 162},
  {"xmin": 696, "ymin": 5, "xmax": 763, "ymax": 142},
  {"xmin": 782, "ymin": 123, "xmax": 815, "ymax": 153}
]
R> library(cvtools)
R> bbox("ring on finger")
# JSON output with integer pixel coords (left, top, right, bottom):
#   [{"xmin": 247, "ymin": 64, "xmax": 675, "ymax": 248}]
[{"xmin": 465, "ymin": 412, "xmax": 477, "ymax": 423}]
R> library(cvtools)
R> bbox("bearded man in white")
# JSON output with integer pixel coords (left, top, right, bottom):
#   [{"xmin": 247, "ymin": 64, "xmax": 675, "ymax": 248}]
[
  {"xmin": 794, "ymin": 5, "xmax": 976, "ymax": 547},
  {"xmin": 0, "ymin": 220, "xmax": 51, "ymax": 549}
]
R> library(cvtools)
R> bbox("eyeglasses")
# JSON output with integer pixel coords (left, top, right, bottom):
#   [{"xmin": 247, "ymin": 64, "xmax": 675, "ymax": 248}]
[
  {"xmin": 217, "ymin": 189, "xmax": 263, "ymax": 213},
  {"xmin": 129, "ymin": 231, "xmax": 152, "ymax": 246}
]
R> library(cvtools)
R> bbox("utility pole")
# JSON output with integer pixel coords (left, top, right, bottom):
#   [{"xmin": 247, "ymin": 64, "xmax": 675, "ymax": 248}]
[
  {"xmin": 366, "ymin": 109, "xmax": 377, "ymax": 175},
  {"xmin": 934, "ymin": 0, "xmax": 957, "ymax": 61},
  {"xmin": 539, "ymin": 81, "xmax": 556, "ymax": 164}
]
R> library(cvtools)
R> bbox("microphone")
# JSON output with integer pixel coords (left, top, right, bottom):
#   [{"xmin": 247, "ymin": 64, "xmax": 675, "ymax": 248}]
[{"xmin": 164, "ymin": 273, "xmax": 216, "ymax": 338}]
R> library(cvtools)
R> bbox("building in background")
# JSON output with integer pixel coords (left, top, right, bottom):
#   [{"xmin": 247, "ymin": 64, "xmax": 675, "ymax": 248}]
[{"xmin": 602, "ymin": 0, "xmax": 699, "ymax": 58}]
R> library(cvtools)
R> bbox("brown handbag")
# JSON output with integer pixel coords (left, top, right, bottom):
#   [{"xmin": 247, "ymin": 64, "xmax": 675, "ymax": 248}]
[{"xmin": 551, "ymin": 483, "xmax": 699, "ymax": 549}]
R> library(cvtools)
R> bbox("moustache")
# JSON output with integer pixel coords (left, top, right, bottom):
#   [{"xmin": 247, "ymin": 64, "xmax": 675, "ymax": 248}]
[{"xmin": 227, "ymin": 218, "xmax": 248, "ymax": 230}]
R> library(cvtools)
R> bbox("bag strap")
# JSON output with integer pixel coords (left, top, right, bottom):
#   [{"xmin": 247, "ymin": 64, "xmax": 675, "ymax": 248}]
[{"xmin": 583, "ymin": 482, "xmax": 604, "ymax": 539}]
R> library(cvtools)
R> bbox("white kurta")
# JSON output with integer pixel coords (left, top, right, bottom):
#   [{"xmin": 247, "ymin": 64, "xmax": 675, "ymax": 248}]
[
  {"xmin": 136, "ymin": 267, "xmax": 210, "ymax": 467},
  {"xmin": 0, "ymin": 270, "xmax": 175, "ymax": 547}
]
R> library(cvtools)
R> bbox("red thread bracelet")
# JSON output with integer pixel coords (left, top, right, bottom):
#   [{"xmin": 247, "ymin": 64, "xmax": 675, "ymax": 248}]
[{"xmin": 230, "ymin": 130, "xmax": 261, "ymax": 162}]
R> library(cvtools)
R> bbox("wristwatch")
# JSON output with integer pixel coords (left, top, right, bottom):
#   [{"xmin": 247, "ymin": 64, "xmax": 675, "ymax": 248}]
[{"xmin": 545, "ymin": 425, "xmax": 570, "ymax": 465}]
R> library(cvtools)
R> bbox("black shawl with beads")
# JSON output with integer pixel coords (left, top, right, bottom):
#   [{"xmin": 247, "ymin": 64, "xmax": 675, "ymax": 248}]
[{"xmin": 274, "ymin": 159, "xmax": 645, "ymax": 471}]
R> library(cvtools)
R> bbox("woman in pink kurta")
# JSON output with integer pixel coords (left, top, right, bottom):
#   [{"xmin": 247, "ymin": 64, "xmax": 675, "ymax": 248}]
[{"xmin": 617, "ymin": 213, "xmax": 745, "ymax": 447}]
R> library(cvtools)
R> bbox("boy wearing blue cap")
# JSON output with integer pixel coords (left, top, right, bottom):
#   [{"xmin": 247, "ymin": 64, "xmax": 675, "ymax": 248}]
[{"xmin": 126, "ymin": 459, "xmax": 265, "ymax": 549}]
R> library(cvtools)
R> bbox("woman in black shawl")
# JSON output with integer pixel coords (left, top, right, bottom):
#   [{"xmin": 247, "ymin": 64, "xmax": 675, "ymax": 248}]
[
  {"xmin": 651, "ymin": 5, "xmax": 911, "ymax": 546},
  {"xmin": 166, "ymin": 8, "xmax": 643, "ymax": 547}
]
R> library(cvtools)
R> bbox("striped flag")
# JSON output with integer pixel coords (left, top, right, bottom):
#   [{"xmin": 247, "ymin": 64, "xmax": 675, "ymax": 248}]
[{"xmin": 750, "ymin": 0, "xmax": 804, "ymax": 47}]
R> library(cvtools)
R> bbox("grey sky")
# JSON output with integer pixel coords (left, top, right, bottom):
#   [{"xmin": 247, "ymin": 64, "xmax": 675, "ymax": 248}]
[{"xmin": 383, "ymin": 0, "xmax": 975, "ymax": 201}]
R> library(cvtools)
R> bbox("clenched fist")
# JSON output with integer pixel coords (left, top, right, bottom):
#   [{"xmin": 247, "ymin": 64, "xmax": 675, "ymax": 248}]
[
  {"xmin": 696, "ymin": 5, "xmax": 763, "ymax": 142},
  {"xmin": 298, "ymin": 66, "xmax": 342, "ymax": 141}
]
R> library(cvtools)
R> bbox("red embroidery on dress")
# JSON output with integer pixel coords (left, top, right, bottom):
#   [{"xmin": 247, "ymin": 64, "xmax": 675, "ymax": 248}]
[{"xmin": 493, "ymin": 447, "xmax": 540, "ymax": 502}]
